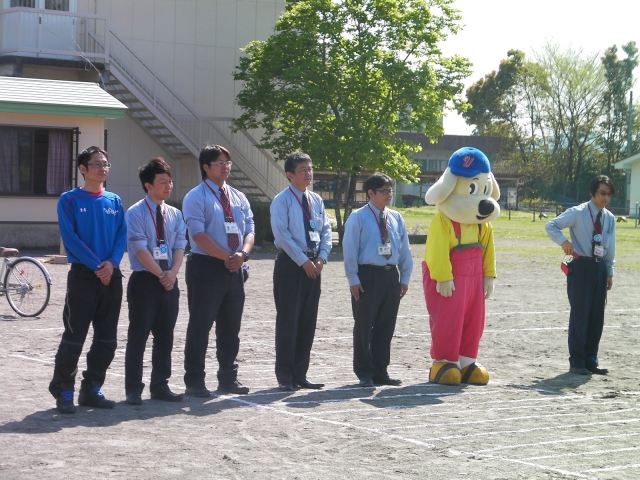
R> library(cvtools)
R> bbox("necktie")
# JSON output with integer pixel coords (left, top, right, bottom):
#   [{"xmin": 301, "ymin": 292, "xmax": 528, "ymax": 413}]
[
  {"xmin": 592, "ymin": 210, "xmax": 602, "ymax": 257},
  {"xmin": 379, "ymin": 210, "xmax": 391, "ymax": 260},
  {"xmin": 302, "ymin": 193, "xmax": 315, "ymax": 251},
  {"xmin": 156, "ymin": 204, "xmax": 169, "ymax": 271},
  {"xmin": 220, "ymin": 186, "xmax": 240, "ymax": 251},
  {"xmin": 595, "ymin": 210, "xmax": 602, "ymax": 234}
]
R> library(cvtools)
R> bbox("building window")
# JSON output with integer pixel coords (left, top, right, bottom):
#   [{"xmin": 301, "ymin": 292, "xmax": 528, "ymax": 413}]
[
  {"xmin": 10, "ymin": 0, "xmax": 37, "ymax": 7},
  {"xmin": 0, "ymin": 126, "xmax": 73, "ymax": 196},
  {"xmin": 9, "ymin": 0, "xmax": 69, "ymax": 10}
]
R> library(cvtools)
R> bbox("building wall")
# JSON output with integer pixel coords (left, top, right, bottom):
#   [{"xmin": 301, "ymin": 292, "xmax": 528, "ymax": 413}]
[
  {"xmin": 629, "ymin": 163, "xmax": 640, "ymax": 216},
  {"xmin": 85, "ymin": 0, "xmax": 285, "ymax": 120},
  {"xmin": 0, "ymin": 111, "xmax": 105, "ymax": 247}
]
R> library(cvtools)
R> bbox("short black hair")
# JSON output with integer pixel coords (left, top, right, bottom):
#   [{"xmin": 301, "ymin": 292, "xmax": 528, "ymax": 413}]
[
  {"xmin": 589, "ymin": 175, "xmax": 615, "ymax": 197},
  {"xmin": 198, "ymin": 144, "xmax": 231, "ymax": 180},
  {"xmin": 138, "ymin": 157, "xmax": 172, "ymax": 193},
  {"xmin": 77, "ymin": 146, "xmax": 108, "ymax": 177},
  {"xmin": 284, "ymin": 152, "xmax": 312, "ymax": 178},
  {"xmin": 363, "ymin": 173, "xmax": 393, "ymax": 198}
]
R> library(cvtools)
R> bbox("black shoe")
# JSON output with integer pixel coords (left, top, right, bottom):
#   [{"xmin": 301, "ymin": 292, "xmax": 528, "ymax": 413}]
[
  {"xmin": 218, "ymin": 380, "xmax": 249, "ymax": 395},
  {"xmin": 586, "ymin": 365, "xmax": 609, "ymax": 375},
  {"xmin": 56, "ymin": 390, "xmax": 76, "ymax": 414},
  {"xmin": 359, "ymin": 378, "xmax": 375, "ymax": 387},
  {"xmin": 150, "ymin": 389, "xmax": 184, "ymax": 402},
  {"xmin": 278, "ymin": 382, "xmax": 294, "ymax": 391},
  {"xmin": 293, "ymin": 378, "xmax": 324, "ymax": 389},
  {"xmin": 373, "ymin": 376, "xmax": 402, "ymax": 386},
  {"xmin": 569, "ymin": 367, "xmax": 590, "ymax": 375},
  {"xmin": 78, "ymin": 386, "xmax": 116, "ymax": 409},
  {"xmin": 184, "ymin": 387, "xmax": 211, "ymax": 398},
  {"xmin": 126, "ymin": 392, "xmax": 143, "ymax": 406}
]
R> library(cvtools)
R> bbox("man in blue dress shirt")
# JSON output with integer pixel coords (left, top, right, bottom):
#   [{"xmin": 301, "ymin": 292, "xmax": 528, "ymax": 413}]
[
  {"xmin": 270, "ymin": 152, "xmax": 332, "ymax": 391},
  {"xmin": 545, "ymin": 175, "xmax": 616, "ymax": 376},
  {"xmin": 343, "ymin": 173, "xmax": 413, "ymax": 387},
  {"xmin": 124, "ymin": 157, "xmax": 187, "ymax": 405},
  {"xmin": 182, "ymin": 144, "xmax": 255, "ymax": 396},
  {"xmin": 50, "ymin": 146, "xmax": 126, "ymax": 413}
]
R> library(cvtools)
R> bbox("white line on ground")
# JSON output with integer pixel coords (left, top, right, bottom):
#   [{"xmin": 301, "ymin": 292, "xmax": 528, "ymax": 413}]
[{"xmin": 522, "ymin": 445, "xmax": 640, "ymax": 461}]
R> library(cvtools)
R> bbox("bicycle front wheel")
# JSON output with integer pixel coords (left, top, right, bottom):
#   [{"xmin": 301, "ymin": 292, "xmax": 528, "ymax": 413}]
[{"xmin": 4, "ymin": 258, "xmax": 51, "ymax": 317}]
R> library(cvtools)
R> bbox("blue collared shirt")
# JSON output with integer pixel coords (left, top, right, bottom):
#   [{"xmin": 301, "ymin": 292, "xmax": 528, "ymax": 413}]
[
  {"xmin": 545, "ymin": 200, "xmax": 616, "ymax": 276},
  {"xmin": 182, "ymin": 179, "xmax": 255, "ymax": 255},
  {"xmin": 270, "ymin": 185, "xmax": 332, "ymax": 266},
  {"xmin": 343, "ymin": 203, "xmax": 413, "ymax": 286},
  {"xmin": 125, "ymin": 195, "xmax": 187, "ymax": 271}
]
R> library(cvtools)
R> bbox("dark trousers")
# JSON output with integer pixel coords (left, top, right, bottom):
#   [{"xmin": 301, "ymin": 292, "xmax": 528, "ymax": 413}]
[
  {"xmin": 567, "ymin": 257, "xmax": 608, "ymax": 369},
  {"xmin": 184, "ymin": 254, "xmax": 245, "ymax": 388},
  {"xmin": 351, "ymin": 265, "xmax": 401, "ymax": 381},
  {"xmin": 49, "ymin": 264, "xmax": 123, "ymax": 398},
  {"xmin": 273, "ymin": 251, "xmax": 321, "ymax": 384},
  {"xmin": 125, "ymin": 271, "xmax": 180, "ymax": 395}
]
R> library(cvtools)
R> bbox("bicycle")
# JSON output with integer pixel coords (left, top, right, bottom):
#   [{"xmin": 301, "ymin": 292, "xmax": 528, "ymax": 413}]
[{"xmin": 0, "ymin": 247, "xmax": 52, "ymax": 317}]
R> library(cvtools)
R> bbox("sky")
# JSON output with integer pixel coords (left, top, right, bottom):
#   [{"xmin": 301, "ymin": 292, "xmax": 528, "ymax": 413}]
[{"xmin": 440, "ymin": 0, "xmax": 640, "ymax": 135}]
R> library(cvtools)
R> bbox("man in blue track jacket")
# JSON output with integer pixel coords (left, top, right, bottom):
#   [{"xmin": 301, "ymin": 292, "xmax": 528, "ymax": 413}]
[{"xmin": 49, "ymin": 146, "xmax": 126, "ymax": 414}]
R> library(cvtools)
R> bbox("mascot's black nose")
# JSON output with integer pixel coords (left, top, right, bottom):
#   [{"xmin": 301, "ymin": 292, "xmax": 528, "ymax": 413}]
[{"xmin": 478, "ymin": 199, "xmax": 495, "ymax": 216}]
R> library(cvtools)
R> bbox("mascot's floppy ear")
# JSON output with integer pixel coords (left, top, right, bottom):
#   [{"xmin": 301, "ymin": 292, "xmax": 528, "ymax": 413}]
[
  {"xmin": 490, "ymin": 172, "xmax": 500, "ymax": 200},
  {"xmin": 425, "ymin": 168, "xmax": 457, "ymax": 205}
]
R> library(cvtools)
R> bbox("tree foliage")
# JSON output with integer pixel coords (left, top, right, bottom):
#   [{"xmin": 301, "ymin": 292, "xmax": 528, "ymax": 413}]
[
  {"xmin": 464, "ymin": 43, "xmax": 638, "ymax": 206},
  {"xmin": 233, "ymin": 0, "xmax": 470, "ymax": 239}
]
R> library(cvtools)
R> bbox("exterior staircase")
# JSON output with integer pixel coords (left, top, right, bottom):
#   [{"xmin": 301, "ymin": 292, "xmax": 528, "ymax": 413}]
[{"xmin": 103, "ymin": 30, "xmax": 287, "ymax": 203}]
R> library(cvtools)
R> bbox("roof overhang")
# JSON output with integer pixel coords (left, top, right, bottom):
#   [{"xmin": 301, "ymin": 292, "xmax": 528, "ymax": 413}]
[
  {"xmin": 614, "ymin": 152, "xmax": 640, "ymax": 169},
  {"xmin": 0, "ymin": 76, "xmax": 127, "ymax": 119}
]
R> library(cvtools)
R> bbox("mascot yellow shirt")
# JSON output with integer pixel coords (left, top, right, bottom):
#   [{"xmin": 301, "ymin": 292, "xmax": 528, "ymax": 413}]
[{"xmin": 425, "ymin": 211, "xmax": 497, "ymax": 282}]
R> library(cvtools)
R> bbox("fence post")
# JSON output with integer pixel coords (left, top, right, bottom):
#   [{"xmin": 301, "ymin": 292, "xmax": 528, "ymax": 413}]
[{"xmin": 532, "ymin": 202, "xmax": 536, "ymax": 222}]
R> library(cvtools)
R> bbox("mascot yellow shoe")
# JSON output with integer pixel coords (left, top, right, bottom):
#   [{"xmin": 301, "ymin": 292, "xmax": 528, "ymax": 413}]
[
  {"xmin": 429, "ymin": 361, "xmax": 461, "ymax": 385},
  {"xmin": 460, "ymin": 363, "xmax": 489, "ymax": 385}
]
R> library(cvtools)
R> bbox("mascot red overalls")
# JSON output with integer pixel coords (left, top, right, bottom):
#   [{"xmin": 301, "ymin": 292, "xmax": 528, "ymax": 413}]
[{"xmin": 422, "ymin": 147, "xmax": 500, "ymax": 385}]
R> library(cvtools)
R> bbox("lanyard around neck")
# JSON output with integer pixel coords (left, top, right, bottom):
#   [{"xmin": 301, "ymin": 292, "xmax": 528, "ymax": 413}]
[
  {"xmin": 204, "ymin": 181, "xmax": 233, "ymax": 219},
  {"xmin": 144, "ymin": 199, "xmax": 165, "ymax": 242},
  {"xmin": 289, "ymin": 186, "xmax": 312, "ymax": 221},
  {"xmin": 367, "ymin": 203, "xmax": 387, "ymax": 243}
]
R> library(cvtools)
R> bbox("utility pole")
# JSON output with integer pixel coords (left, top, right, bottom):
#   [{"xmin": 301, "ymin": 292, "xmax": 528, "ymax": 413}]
[{"xmin": 628, "ymin": 90, "xmax": 634, "ymax": 158}]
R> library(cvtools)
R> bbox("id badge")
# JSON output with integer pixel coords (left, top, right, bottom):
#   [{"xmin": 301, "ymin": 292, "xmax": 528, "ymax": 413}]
[
  {"xmin": 378, "ymin": 244, "xmax": 392, "ymax": 256},
  {"xmin": 153, "ymin": 243, "xmax": 169, "ymax": 260},
  {"xmin": 594, "ymin": 245, "xmax": 604, "ymax": 257},
  {"xmin": 224, "ymin": 222, "xmax": 239, "ymax": 234},
  {"xmin": 309, "ymin": 230, "xmax": 320, "ymax": 242}
]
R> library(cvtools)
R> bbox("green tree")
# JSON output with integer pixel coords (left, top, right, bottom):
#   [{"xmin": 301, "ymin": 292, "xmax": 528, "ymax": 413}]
[
  {"xmin": 600, "ymin": 42, "xmax": 639, "ymax": 172},
  {"xmin": 233, "ymin": 0, "xmax": 470, "ymax": 241}
]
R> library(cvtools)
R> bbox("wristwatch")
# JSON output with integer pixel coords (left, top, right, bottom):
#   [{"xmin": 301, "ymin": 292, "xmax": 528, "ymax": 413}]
[
  {"xmin": 317, "ymin": 258, "xmax": 326, "ymax": 264},
  {"xmin": 241, "ymin": 250, "xmax": 250, "ymax": 262}
]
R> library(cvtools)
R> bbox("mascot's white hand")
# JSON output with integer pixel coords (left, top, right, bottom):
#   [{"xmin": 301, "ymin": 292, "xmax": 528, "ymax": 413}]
[
  {"xmin": 484, "ymin": 277, "xmax": 495, "ymax": 300},
  {"xmin": 436, "ymin": 280, "xmax": 455, "ymax": 297}
]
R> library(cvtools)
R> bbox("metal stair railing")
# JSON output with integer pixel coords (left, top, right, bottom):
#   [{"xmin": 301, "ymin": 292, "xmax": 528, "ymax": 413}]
[{"xmin": 104, "ymin": 30, "xmax": 288, "ymax": 199}]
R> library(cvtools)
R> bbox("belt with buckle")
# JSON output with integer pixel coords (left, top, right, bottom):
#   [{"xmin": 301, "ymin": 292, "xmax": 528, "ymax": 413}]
[
  {"xmin": 360, "ymin": 264, "xmax": 396, "ymax": 271},
  {"xmin": 579, "ymin": 256, "xmax": 604, "ymax": 263}
]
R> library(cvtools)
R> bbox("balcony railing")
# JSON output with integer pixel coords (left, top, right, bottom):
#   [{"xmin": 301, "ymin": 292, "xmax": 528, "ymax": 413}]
[{"xmin": 0, "ymin": 7, "xmax": 109, "ymax": 62}]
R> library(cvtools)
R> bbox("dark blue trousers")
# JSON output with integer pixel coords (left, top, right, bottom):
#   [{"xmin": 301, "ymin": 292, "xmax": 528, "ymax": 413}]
[
  {"xmin": 184, "ymin": 254, "xmax": 245, "ymax": 389},
  {"xmin": 125, "ymin": 271, "xmax": 180, "ymax": 395},
  {"xmin": 566, "ymin": 257, "xmax": 608, "ymax": 369},
  {"xmin": 273, "ymin": 251, "xmax": 321, "ymax": 384},
  {"xmin": 351, "ymin": 265, "xmax": 401, "ymax": 381},
  {"xmin": 49, "ymin": 263, "xmax": 123, "ymax": 398}
]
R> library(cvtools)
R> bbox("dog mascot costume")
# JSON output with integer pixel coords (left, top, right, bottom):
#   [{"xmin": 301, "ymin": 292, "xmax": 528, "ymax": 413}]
[{"xmin": 422, "ymin": 147, "xmax": 500, "ymax": 385}]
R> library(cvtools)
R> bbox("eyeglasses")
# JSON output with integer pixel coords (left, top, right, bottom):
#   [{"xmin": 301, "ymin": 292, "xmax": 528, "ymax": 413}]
[
  {"xmin": 376, "ymin": 188, "xmax": 394, "ymax": 195},
  {"xmin": 596, "ymin": 190, "xmax": 613, "ymax": 197},
  {"xmin": 210, "ymin": 161, "xmax": 232, "ymax": 167},
  {"xmin": 87, "ymin": 162, "xmax": 111, "ymax": 169}
]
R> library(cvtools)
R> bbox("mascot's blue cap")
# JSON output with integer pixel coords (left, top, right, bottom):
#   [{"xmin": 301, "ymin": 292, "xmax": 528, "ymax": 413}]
[{"xmin": 448, "ymin": 147, "xmax": 491, "ymax": 177}]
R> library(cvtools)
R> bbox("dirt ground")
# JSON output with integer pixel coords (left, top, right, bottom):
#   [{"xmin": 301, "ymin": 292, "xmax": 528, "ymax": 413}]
[{"xmin": 1, "ymin": 239, "xmax": 639, "ymax": 479}]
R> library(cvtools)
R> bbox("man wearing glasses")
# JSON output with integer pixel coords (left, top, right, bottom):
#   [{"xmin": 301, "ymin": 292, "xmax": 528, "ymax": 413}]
[
  {"xmin": 50, "ymin": 146, "xmax": 126, "ymax": 413},
  {"xmin": 545, "ymin": 175, "xmax": 616, "ymax": 376},
  {"xmin": 270, "ymin": 152, "xmax": 332, "ymax": 391},
  {"xmin": 343, "ymin": 173, "xmax": 413, "ymax": 387},
  {"xmin": 182, "ymin": 144, "xmax": 255, "ymax": 396}
]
